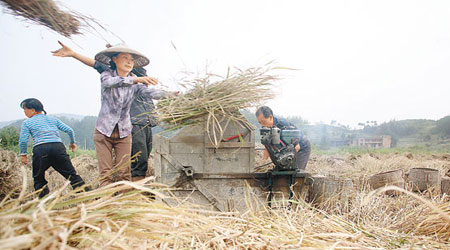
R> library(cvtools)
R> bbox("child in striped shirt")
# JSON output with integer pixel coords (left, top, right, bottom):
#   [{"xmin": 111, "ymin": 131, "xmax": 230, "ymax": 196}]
[{"xmin": 19, "ymin": 98, "xmax": 87, "ymax": 198}]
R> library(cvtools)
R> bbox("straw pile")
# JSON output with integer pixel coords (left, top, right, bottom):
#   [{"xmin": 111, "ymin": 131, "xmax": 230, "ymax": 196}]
[
  {"xmin": 306, "ymin": 152, "xmax": 450, "ymax": 190},
  {"xmin": 0, "ymin": 0, "xmax": 97, "ymax": 37},
  {"xmin": 1, "ymin": 179, "xmax": 369, "ymax": 249},
  {"xmin": 1, "ymin": 172, "xmax": 449, "ymax": 249},
  {"xmin": 0, "ymin": 148, "xmax": 22, "ymax": 200},
  {"xmin": 1, "ymin": 148, "xmax": 450, "ymax": 248},
  {"xmin": 156, "ymin": 65, "xmax": 276, "ymax": 144},
  {"xmin": 305, "ymin": 152, "xmax": 450, "ymax": 242},
  {"xmin": 395, "ymin": 195, "xmax": 450, "ymax": 241}
]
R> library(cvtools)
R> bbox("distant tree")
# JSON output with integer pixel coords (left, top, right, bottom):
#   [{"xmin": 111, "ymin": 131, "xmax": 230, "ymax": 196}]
[
  {"xmin": 0, "ymin": 126, "xmax": 20, "ymax": 149},
  {"xmin": 58, "ymin": 116, "xmax": 97, "ymax": 150},
  {"xmin": 73, "ymin": 116, "xmax": 97, "ymax": 149},
  {"xmin": 240, "ymin": 109, "xmax": 259, "ymax": 128},
  {"xmin": 319, "ymin": 125, "xmax": 329, "ymax": 149},
  {"xmin": 285, "ymin": 115, "xmax": 309, "ymax": 128},
  {"xmin": 376, "ymin": 120, "xmax": 418, "ymax": 137},
  {"xmin": 435, "ymin": 115, "xmax": 450, "ymax": 137},
  {"xmin": 362, "ymin": 124, "xmax": 377, "ymax": 134}
]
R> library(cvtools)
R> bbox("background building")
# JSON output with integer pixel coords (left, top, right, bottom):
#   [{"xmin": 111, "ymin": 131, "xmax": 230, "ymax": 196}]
[{"xmin": 352, "ymin": 135, "xmax": 392, "ymax": 148}]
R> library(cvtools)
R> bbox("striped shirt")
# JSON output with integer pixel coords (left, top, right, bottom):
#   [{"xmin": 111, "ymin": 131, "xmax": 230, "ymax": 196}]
[{"xmin": 19, "ymin": 114, "xmax": 75, "ymax": 155}]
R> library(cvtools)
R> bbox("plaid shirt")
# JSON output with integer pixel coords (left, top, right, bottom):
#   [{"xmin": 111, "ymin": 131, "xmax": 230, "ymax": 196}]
[{"xmin": 96, "ymin": 69, "xmax": 165, "ymax": 138}]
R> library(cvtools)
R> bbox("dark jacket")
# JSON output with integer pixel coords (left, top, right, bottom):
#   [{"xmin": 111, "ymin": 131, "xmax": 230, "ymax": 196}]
[
  {"xmin": 273, "ymin": 116, "xmax": 308, "ymax": 147},
  {"xmin": 273, "ymin": 116, "xmax": 297, "ymax": 130}
]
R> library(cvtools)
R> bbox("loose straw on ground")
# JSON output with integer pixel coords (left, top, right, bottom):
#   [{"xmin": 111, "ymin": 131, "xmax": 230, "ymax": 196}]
[{"xmin": 2, "ymin": 148, "xmax": 450, "ymax": 248}]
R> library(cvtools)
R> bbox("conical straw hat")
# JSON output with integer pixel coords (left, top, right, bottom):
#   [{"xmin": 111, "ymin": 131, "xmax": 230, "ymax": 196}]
[{"xmin": 95, "ymin": 45, "xmax": 149, "ymax": 68}]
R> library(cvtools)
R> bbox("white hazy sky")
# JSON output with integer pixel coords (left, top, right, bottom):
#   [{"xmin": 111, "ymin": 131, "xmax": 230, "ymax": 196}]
[{"xmin": 1, "ymin": 0, "xmax": 449, "ymax": 127}]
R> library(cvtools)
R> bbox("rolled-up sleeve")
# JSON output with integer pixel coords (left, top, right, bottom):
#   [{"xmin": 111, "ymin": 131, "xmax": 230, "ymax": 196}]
[{"xmin": 101, "ymin": 70, "xmax": 135, "ymax": 88}]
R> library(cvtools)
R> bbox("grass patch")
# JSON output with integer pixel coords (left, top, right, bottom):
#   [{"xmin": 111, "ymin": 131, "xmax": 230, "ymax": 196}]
[{"xmin": 68, "ymin": 148, "xmax": 96, "ymax": 159}]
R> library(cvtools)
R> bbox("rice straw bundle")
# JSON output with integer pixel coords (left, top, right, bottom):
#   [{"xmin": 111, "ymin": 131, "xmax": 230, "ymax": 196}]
[
  {"xmin": 0, "ymin": 148, "xmax": 21, "ymax": 200},
  {"xmin": 0, "ymin": 163, "xmax": 14, "ymax": 200},
  {"xmin": 0, "ymin": 0, "xmax": 99, "ymax": 37},
  {"xmin": 156, "ymin": 65, "xmax": 277, "ymax": 144},
  {"xmin": 400, "ymin": 201, "xmax": 450, "ymax": 241}
]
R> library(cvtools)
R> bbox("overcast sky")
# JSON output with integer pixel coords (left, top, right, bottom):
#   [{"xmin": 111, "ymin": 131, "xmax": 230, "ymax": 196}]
[{"xmin": 1, "ymin": 0, "xmax": 449, "ymax": 127}]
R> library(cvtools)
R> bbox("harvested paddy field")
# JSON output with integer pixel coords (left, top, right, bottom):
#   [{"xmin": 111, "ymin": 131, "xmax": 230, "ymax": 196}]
[{"xmin": 1, "ymin": 148, "xmax": 449, "ymax": 249}]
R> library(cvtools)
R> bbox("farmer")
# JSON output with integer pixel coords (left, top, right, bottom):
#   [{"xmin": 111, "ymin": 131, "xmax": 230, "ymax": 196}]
[
  {"xmin": 53, "ymin": 42, "xmax": 166, "ymax": 187},
  {"xmin": 255, "ymin": 106, "xmax": 311, "ymax": 171},
  {"xmin": 19, "ymin": 98, "xmax": 88, "ymax": 198},
  {"xmin": 52, "ymin": 41, "xmax": 164, "ymax": 182}
]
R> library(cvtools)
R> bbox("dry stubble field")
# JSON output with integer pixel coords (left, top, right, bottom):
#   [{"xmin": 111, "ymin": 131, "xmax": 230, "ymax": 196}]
[{"xmin": 0, "ymin": 147, "xmax": 450, "ymax": 249}]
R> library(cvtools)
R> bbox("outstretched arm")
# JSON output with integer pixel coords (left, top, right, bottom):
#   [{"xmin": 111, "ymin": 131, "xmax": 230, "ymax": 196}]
[
  {"xmin": 134, "ymin": 84, "xmax": 181, "ymax": 100},
  {"xmin": 52, "ymin": 40, "xmax": 95, "ymax": 67}
]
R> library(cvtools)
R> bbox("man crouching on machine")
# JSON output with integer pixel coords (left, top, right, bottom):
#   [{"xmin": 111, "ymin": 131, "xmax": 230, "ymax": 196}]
[{"xmin": 255, "ymin": 106, "xmax": 311, "ymax": 172}]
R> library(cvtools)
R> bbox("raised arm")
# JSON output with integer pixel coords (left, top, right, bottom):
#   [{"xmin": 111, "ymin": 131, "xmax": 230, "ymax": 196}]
[
  {"xmin": 52, "ymin": 41, "xmax": 95, "ymax": 67},
  {"xmin": 53, "ymin": 41, "xmax": 118, "ymax": 75},
  {"xmin": 52, "ymin": 41, "xmax": 93, "ymax": 66}
]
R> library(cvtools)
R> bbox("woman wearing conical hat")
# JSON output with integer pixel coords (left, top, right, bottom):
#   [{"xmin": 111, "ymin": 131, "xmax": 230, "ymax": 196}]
[{"xmin": 55, "ymin": 43, "xmax": 165, "ymax": 187}]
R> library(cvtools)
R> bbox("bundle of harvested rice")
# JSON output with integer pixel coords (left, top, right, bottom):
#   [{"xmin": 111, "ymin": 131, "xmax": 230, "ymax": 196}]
[
  {"xmin": 0, "ymin": 163, "xmax": 14, "ymax": 200},
  {"xmin": 0, "ymin": 0, "xmax": 99, "ymax": 37},
  {"xmin": 397, "ymin": 199, "xmax": 450, "ymax": 241},
  {"xmin": 156, "ymin": 65, "xmax": 277, "ymax": 145},
  {"xmin": 0, "ymin": 148, "xmax": 22, "ymax": 200},
  {"xmin": 364, "ymin": 185, "xmax": 450, "ymax": 242}
]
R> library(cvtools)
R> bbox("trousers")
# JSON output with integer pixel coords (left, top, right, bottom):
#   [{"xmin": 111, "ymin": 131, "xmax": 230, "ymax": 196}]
[
  {"xmin": 32, "ymin": 142, "xmax": 85, "ymax": 198},
  {"xmin": 296, "ymin": 138, "xmax": 311, "ymax": 171},
  {"xmin": 94, "ymin": 127, "xmax": 132, "ymax": 187},
  {"xmin": 131, "ymin": 124, "xmax": 152, "ymax": 177}
]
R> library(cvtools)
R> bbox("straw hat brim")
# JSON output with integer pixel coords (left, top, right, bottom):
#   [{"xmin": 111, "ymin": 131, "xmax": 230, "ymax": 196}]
[{"xmin": 95, "ymin": 46, "xmax": 150, "ymax": 68}]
